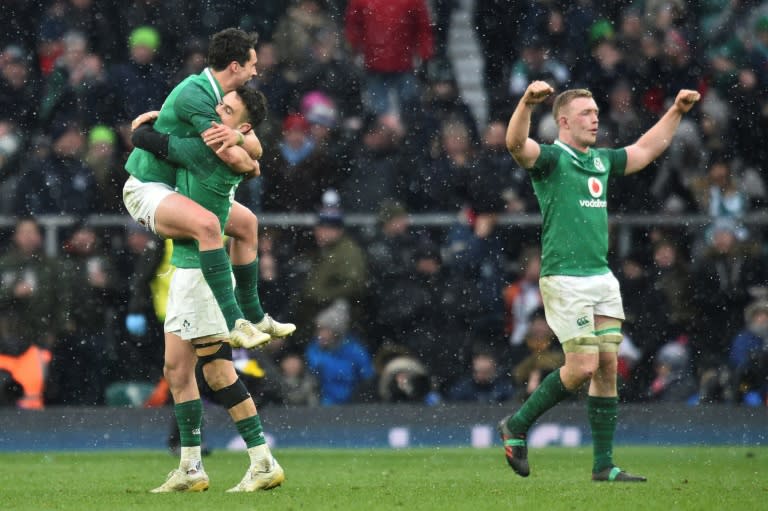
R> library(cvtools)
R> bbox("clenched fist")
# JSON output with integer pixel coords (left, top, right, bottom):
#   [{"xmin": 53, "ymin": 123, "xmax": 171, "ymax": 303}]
[
  {"xmin": 674, "ymin": 89, "xmax": 701, "ymax": 113},
  {"xmin": 523, "ymin": 81, "xmax": 555, "ymax": 105}
]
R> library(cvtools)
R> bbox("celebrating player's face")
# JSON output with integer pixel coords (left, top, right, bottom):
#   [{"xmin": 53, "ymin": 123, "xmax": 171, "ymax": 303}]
[
  {"xmin": 216, "ymin": 91, "xmax": 247, "ymax": 129},
  {"xmin": 233, "ymin": 48, "xmax": 258, "ymax": 87},
  {"xmin": 564, "ymin": 96, "xmax": 599, "ymax": 149}
]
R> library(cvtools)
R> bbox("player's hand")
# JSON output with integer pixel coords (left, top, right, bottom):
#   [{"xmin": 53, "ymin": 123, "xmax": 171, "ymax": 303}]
[
  {"xmin": 203, "ymin": 121, "xmax": 240, "ymax": 153},
  {"xmin": 674, "ymin": 89, "xmax": 700, "ymax": 113},
  {"xmin": 131, "ymin": 111, "xmax": 159, "ymax": 132},
  {"xmin": 243, "ymin": 159, "xmax": 261, "ymax": 179},
  {"xmin": 523, "ymin": 81, "xmax": 554, "ymax": 105}
]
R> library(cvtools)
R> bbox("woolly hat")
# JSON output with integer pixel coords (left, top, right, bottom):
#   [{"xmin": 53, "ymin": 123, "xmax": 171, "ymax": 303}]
[
  {"xmin": 129, "ymin": 26, "xmax": 160, "ymax": 50},
  {"xmin": 88, "ymin": 125, "xmax": 116, "ymax": 146},
  {"xmin": 315, "ymin": 299, "xmax": 350, "ymax": 334}
]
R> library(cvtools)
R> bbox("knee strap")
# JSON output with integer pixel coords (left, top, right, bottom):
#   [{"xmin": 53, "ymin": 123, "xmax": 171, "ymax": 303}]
[
  {"xmin": 196, "ymin": 341, "xmax": 233, "ymax": 368},
  {"xmin": 562, "ymin": 335, "xmax": 600, "ymax": 354},
  {"xmin": 213, "ymin": 379, "xmax": 251, "ymax": 409},
  {"xmin": 594, "ymin": 326, "xmax": 623, "ymax": 353}
]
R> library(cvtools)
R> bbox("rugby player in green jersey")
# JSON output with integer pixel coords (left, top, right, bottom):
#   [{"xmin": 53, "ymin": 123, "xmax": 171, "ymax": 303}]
[
  {"xmin": 133, "ymin": 87, "xmax": 284, "ymax": 493},
  {"xmin": 123, "ymin": 28, "xmax": 294, "ymax": 350},
  {"xmin": 498, "ymin": 81, "xmax": 700, "ymax": 482}
]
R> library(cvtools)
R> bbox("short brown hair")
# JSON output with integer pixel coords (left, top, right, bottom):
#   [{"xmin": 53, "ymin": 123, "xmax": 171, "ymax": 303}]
[{"xmin": 552, "ymin": 89, "xmax": 593, "ymax": 122}]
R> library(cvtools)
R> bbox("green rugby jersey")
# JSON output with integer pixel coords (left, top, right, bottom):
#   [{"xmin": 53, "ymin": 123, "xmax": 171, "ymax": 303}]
[
  {"xmin": 529, "ymin": 140, "xmax": 626, "ymax": 277},
  {"xmin": 125, "ymin": 68, "xmax": 225, "ymax": 185},
  {"xmin": 165, "ymin": 137, "xmax": 243, "ymax": 269}
]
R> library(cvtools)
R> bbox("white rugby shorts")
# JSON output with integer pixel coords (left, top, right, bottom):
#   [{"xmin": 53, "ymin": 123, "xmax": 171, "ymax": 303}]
[
  {"xmin": 122, "ymin": 175, "xmax": 175, "ymax": 234},
  {"xmin": 539, "ymin": 272, "xmax": 625, "ymax": 343},
  {"xmin": 164, "ymin": 268, "xmax": 229, "ymax": 341}
]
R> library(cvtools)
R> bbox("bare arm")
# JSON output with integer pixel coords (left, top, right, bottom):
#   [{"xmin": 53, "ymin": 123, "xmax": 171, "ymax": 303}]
[
  {"xmin": 505, "ymin": 81, "xmax": 552, "ymax": 169},
  {"xmin": 624, "ymin": 89, "xmax": 700, "ymax": 175},
  {"xmin": 202, "ymin": 122, "xmax": 263, "ymax": 159}
]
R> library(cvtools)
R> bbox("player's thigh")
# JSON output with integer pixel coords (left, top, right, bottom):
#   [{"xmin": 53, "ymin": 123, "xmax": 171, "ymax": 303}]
[
  {"xmin": 164, "ymin": 333, "xmax": 195, "ymax": 372},
  {"xmin": 154, "ymin": 192, "xmax": 220, "ymax": 241},
  {"xmin": 592, "ymin": 272, "xmax": 625, "ymax": 322},
  {"xmin": 540, "ymin": 275, "xmax": 597, "ymax": 342},
  {"xmin": 224, "ymin": 201, "xmax": 258, "ymax": 242},
  {"xmin": 164, "ymin": 268, "xmax": 230, "ymax": 341},
  {"xmin": 122, "ymin": 176, "xmax": 174, "ymax": 234}
]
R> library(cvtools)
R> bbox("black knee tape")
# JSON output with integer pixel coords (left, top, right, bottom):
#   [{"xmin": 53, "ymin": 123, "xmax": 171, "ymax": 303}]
[
  {"xmin": 196, "ymin": 341, "xmax": 233, "ymax": 368},
  {"xmin": 213, "ymin": 379, "xmax": 251, "ymax": 409}
]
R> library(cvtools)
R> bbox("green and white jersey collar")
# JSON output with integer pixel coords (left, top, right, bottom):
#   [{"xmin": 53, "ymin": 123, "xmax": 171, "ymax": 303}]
[{"xmin": 554, "ymin": 139, "xmax": 607, "ymax": 175}]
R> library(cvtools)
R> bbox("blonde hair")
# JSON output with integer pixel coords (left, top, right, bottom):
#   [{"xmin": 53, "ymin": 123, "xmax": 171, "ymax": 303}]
[{"xmin": 552, "ymin": 89, "xmax": 593, "ymax": 122}]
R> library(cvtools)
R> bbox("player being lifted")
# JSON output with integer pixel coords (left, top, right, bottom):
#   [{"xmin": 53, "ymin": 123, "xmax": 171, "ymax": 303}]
[
  {"xmin": 123, "ymin": 28, "xmax": 294, "ymax": 350},
  {"xmin": 498, "ymin": 81, "xmax": 700, "ymax": 482},
  {"xmin": 133, "ymin": 87, "xmax": 285, "ymax": 493}
]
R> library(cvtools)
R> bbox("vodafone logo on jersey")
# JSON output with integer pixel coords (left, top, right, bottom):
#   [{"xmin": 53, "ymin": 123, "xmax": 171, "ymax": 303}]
[
  {"xmin": 579, "ymin": 177, "xmax": 607, "ymax": 208},
  {"xmin": 587, "ymin": 177, "xmax": 603, "ymax": 198}
]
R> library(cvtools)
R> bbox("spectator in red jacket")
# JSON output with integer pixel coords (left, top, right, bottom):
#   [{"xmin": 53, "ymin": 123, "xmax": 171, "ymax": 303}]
[{"xmin": 344, "ymin": 0, "xmax": 434, "ymax": 115}]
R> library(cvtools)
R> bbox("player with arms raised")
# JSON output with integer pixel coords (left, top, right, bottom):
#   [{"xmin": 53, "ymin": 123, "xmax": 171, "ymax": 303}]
[{"xmin": 498, "ymin": 81, "xmax": 700, "ymax": 482}]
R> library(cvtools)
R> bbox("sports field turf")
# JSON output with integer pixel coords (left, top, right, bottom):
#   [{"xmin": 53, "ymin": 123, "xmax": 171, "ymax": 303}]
[{"xmin": 2, "ymin": 446, "xmax": 765, "ymax": 511}]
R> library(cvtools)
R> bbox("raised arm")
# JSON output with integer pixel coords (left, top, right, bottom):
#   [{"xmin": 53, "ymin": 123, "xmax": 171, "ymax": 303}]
[
  {"xmin": 623, "ymin": 89, "xmax": 700, "ymax": 175},
  {"xmin": 505, "ymin": 81, "xmax": 552, "ymax": 169}
]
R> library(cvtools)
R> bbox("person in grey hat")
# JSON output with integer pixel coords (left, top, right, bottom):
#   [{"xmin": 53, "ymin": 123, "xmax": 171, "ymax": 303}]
[{"xmin": 305, "ymin": 299, "xmax": 374, "ymax": 405}]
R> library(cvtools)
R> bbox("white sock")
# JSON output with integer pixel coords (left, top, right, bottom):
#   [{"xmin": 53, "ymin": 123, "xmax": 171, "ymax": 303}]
[{"xmin": 180, "ymin": 446, "xmax": 202, "ymax": 472}]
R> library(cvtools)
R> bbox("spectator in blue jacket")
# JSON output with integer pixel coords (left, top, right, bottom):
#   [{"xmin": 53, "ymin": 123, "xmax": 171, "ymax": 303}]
[{"xmin": 306, "ymin": 299, "xmax": 374, "ymax": 405}]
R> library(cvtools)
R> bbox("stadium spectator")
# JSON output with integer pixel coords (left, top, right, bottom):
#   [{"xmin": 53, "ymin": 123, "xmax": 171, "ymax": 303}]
[
  {"xmin": 503, "ymin": 247, "xmax": 543, "ymax": 361},
  {"xmin": 511, "ymin": 309, "xmax": 564, "ymax": 400},
  {"xmin": 342, "ymin": 113, "xmax": 408, "ymax": 213},
  {"xmin": 46, "ymin": 222, "xmax": 119, "ymax": 405},
  {"xmin": 646, "ymin": 339, "xmax": 698, "ymax": 403},
  {"xmin": 476, "ymin": 119, "xmax": 536, "ymax": 214},
  {"xmin": 728, "ymin": 299, "xmax": 768, "ymax": 406},
  {"xmin": 108, "ymin": 26, "xmax": 169, "ymax": 128},
  {"xmin": 344, "ymin": 0, "xmax": 434, "ymax": 115},
  {"xmin": 117, "ymin": 224, "xmax": 165, "ymax": 384},
  {"xmin": 448, "ymin": 347, "xmax": 515, "ymax": 404},
  {"xmin": 691, "ymin": 157, "xmax": 749, "ymax": 244},
  {"xmin": 260, "ymin": 113, "xmax": 339, "ymax": 212},
  {"xmin": 0, "ymin": 218, "xmax": 57, "ymax": 409},
  {"xmin": 39, "ymin": 30, "xmax": 115, "ymax": 127},
  {"xmin": 272, "ymin": 0, "xmax": 337, "ymax": 85},
  {"xmin": 250, "ymin": 41, "xmax": 292, "ymax": 122},
  {"xmin": 371, "ymin": 240, "xmax": 466, "ymax": 392},
  {"xmin": 691, "ymin": 218, "xmax": 766, "ymax": 374},
  {"xmin": 0, "ymin": 119, "xmax": 24, "ymax": 216},
  {"xmin": 305, "ymin": 299, "xmax": 374, "ymax": 405},
  {"xmin": 0, "ymin": 45, "xmax": 39, "ymax": 130},
  {"xmin": 288, "ymin": 206, "xmax": 368, "ymax": 341},
  {"xmin": 407, "ymin": 119, "xmax": 474, "ymax": 212},
  {"xmin": 14, "ymin": 120, "xmax": 98, "ymax": 216},
  {"xmin": 649, "ymin": 237, "xmax": 695, "ymax": 339},
  {"xmin": 278, "ymin": 352, "xmax": 320, "ymax": 406},
  {"xmin": 370, "ymin": 345, "xmax": 433, "ymax": 404},
  {"xmin": 295, "ymin": 28, "xmax": 365, "ymax": 121},
  {"xmin": 84, "ymin": 125, "xmax": 123, "ymax": 213},
  {"xmin": 442, "ymin": 207, "xmax": 507, "ymax": 345},
  {"xmin": 508, "ymin": 35, "xmax": 570, "ymax": 104}
]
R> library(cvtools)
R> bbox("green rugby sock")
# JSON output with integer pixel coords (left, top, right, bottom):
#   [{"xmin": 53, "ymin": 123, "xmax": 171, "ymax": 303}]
[
  {"xmin": 588, "ymin": 396, "xmax": 618, "ymax": 473},
  {"xmin": 508, "ymin": 369, "xmax": 572, "ymax": 435},
  {"xmin": 175, "ymin": 399, "xmax": 203, "ymax": 447},
  {"xmin": 199, "ymin": 248, "xmax": 243, "ymax": 331},
  {"xmin": 232, "ymin": 260, "xmax": 265, "ymax": 323},
  {"xmin": 235, "ymin": 415, "xmax": 266, "ymax": 448}
]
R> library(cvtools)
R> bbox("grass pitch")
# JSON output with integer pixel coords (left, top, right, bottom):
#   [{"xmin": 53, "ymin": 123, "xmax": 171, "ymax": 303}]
[{"xmin": 2, "ymin": 446, "xmax": 766, "ymax": 511}]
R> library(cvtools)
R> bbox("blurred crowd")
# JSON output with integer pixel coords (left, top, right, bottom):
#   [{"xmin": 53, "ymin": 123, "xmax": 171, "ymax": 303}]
[{"xmin": 1, "ymin": 0, "xmax": 767, "ymax": 410}]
